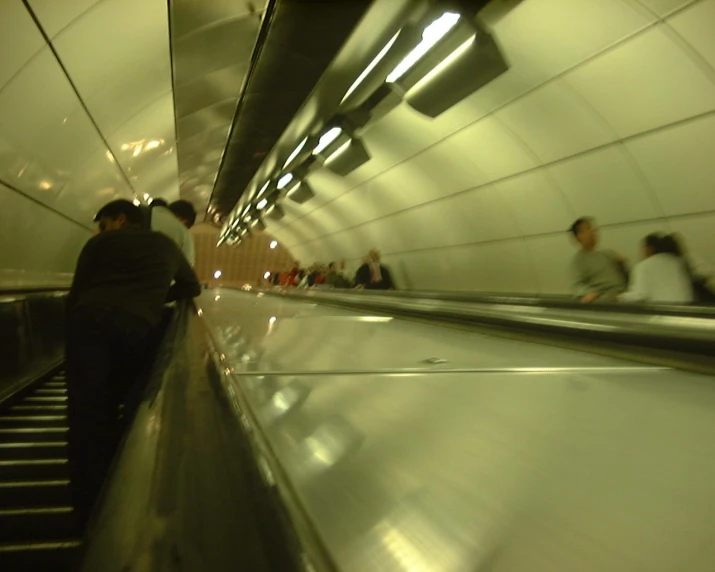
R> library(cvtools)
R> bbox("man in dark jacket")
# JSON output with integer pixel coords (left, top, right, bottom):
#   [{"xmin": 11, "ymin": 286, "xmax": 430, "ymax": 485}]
[
  {"xmin": 354, "ymin": 249, "xmax": 396, "ymax": 290},
  {"xmin": 66, "ymin": 199, "xmax": 201, "ymax": 526}
]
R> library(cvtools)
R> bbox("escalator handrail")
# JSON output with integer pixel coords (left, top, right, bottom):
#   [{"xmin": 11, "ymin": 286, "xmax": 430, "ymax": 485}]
[
  {"xmin": 272, "ymin": 287, "xmax": 715, "ymax": 318},
  {"xmin": 260, "ymin": 288, "xmax": 715, "ymax": 359}
]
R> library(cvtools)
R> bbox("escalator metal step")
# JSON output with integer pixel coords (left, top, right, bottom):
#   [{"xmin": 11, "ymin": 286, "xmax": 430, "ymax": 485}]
[
  {"xmin": 0, "ymin": 539, "xmax": 80, "ymax": 571},
  {"xmin": 0, "ymin": 506, "xmax": 77, "ymax": 541},
  {"xmin": 0, "ymin": 429, "xmax": 68, "ymax": 443},
  {"xmin": 12, "ymin": 405, "xmax": 68, "ymax": 412},
  {"xmin": 0, "ymin": 416, "xmax": 67, "ymax": 427},
  {"xmin": 0, "ymin": 459, "xmax": 69, "ymax": 480},
  {"xmin": 35, "ymin": 389, "xmax": 67, "ymax": 396},
  {"xmin": 0, "ymin": 480, "xmax": 71, "ymax": 506},
  {"xmin": 0, "ymin": 442, "xmax": 67, "ymax": 460},
  {"xmin": 43, "ymin": 382, "xmax": 66, "ymax": 388},
  {"xmin": 24, "ymin": 396, "xmax": 67, "ymax": 403}
]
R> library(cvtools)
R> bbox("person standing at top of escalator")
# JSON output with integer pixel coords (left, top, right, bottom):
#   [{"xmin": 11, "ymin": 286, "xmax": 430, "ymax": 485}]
[
  {"xmin": 65, "ymin": 199, "xmax": 201, "ymax": 528},
  {"xmin": 355, "ymin": 249, "xmax": 396, "ymax": 290},
  {"xmin": 570, "ymin": 217, "xmax": 628, "ymax": 303}
]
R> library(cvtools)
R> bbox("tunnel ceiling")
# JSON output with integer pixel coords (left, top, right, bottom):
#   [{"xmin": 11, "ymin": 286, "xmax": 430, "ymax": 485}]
[
  {"xmin": 205, "ymin": 0, "xmax": 373, "ymax": 221},
  {"xmin": 170, "ymin": 0, "xmax": 268, "ymax": 217}
]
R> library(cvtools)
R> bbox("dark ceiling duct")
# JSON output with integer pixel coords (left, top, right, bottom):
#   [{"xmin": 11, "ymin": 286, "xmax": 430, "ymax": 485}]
[{"xmin": 208, "ymin": 0, "xmax": 373, "ymax": 219}]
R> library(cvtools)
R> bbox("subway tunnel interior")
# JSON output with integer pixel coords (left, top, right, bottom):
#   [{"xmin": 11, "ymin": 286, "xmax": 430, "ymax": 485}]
[
  {"xmin": 1, "ymin": 0, "xmax": 713, "ymax": 293},
  {"xmin": 2, "ymin": 1, "xmax": 715, "ymax": 571}
]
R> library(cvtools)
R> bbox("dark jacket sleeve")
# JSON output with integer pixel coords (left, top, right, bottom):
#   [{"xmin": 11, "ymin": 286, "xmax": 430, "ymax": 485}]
[
  {"xmin": 66, "ymin": 236, "xmax": 99, "ymax": 314},
  {"xmin": 167, "ymin": 248, "xmax": 202, "ymax": 302},
  {"xmin": 354, "ymin": 264, "xmax": 369, "ymax": 286},
  {"xmin": 381, "ymin": 265, "xmax": 396, "ymax": 290}
]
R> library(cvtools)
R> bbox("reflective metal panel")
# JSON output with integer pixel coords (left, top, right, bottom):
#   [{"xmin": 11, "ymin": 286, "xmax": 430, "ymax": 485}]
[
  {"xmin": 197, "ymin": 289, "xmax": 649, "ymax": 374},
  {"xmin": 171, "ymin": 0, "xmax": 267, "ymax": 214},
  {"xmin": 233, "ymin": 367, "xmax": 715, "ymax": 572}
]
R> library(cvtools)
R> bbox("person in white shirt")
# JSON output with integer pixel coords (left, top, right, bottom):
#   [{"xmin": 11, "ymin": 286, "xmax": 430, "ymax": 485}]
[
  {"xmin": 148, "ymin": 199, "xmax": 196, "ymax": 266},
  {"xmin": 618, "ymin": 234, "xmax": 693, "ymax": 304}
]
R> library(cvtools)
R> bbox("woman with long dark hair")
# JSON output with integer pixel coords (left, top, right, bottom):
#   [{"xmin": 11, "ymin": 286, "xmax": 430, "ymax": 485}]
[{"xmin": 618, "ymin": 233, "xmax": 693, "ymax": 303}]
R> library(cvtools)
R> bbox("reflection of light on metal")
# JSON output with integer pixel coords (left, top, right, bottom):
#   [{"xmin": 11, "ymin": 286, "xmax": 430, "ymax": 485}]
[
  {"xmin": 143, "ymin": 193, "xmax": 151, "ymax": 201},
  {"xmin": 132, "ymin": 198, "xmax": 141, "ymax": 206},
  {"xmin": 106, "ymin": 150, "xmax": 115, "ymax": 162},
  {"xmin": 215, "ymin": 295, "xmax": 221, "ymax": 301},
  {"xmin": 386, "ymin": 12, "xmax": 461, "ymax": 83},
  {"xmin": 264, "ymin": 271, "xmax": 271, "ymax": 279},
  {"xmin": 38, "ymin": 180, "xmax": 52, "ymax": 190},
  {"xmin": 121, "ymin": 143, "xmax": 130, "ymax": 151},
  {"xmin": 257, "ymin": 293, "xmax": 264, "ymax": 298},
  {"xmin": 378, "ymin": 526, "xmax": 425, "ymax": 571},
  {"xmin": 313, "ymin": 127, "xmax": 342, "ymax": 154},
  {"xmin": 411, "ymin": 35, "xmax": 476, "ymax": 90},
  {"xmin": 197, "ymin": 309, "xmax": 203, "ymax": 316},
  {"xmin": 343, "ymin": 32, "xmax": 400, "ymax": 102},
  {"xmin": 357, "ymin": 316, "xmax": 393, "ymax": 322},
  {"xmin": 270, "ymin": 240, "xmax": 278, "ymax": 249},
  {"xmin": 269, "ymin": 317, "xmax": 277, "ymax": 324},
  {"xmin": 144, "ymin": 140, "xmax": 161, "ymax": 150},
  {"xmin": 214, "ymin": 270, "xmax": 222, "ymax": 279},
  {"xmin": 132, "ymin": 145, "xmax": 142, "ymax": 157}
]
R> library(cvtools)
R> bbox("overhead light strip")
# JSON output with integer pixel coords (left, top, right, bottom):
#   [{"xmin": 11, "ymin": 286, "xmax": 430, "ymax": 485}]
[
  {"xmin": 342, "ymin": 32, "xmax": 400, "ymax": 101},
  {"xmin": 386, "ymin": 12, "xmax": 461, "ymax": 83},
  {"xmin": 313, "ymin": 127, "xmax": 342, "ymax": 155},
  {"xmin": 277, "ymin": 173, "xmax": 294, "ymax": 189},
  {"xmin": 283, "ymin": 138, "xmax": 307, "ymax": 167}
]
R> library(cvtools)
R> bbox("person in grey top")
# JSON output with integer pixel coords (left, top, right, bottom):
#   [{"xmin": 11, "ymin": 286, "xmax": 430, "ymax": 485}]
[{"xmin": 570, "ymin": 217, "xmax": 628, "ymax": 303}]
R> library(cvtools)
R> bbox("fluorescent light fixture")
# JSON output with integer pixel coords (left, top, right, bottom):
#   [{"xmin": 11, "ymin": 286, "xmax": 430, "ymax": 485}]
[
  {"xmin": 257, "ymin": 181, "xmax": 270, "ymax": 197},
  {"xmin": 277, "ymin": 173, "xmax": 294, "ymax": 190},
  {"xmin": 413, "ymin": 35, "xmax": 476, "ymax": 88},
  {"xmin": 283, "ymin": 138, "xmax": 307, "ymax": 167},
  {"xmin": 257, "ymin": 198, "xmax": 268, "ymax": 210},
  {"xmin": 342, "ymin": 32, "xmax": 400, "ymax": 102},
  {"xmin": 313, "ymin": 127, "xmax": 342, "ymax": 155},
  {"xmin": 270, "ymin": 240, "xmax": 278, "ymax": 249},
  {"xmin": 386, "ymin": 12, "xmax": 460, "ymax": 83},
  {"xmin": 214, "ymin": 270, "xmax": 222, "ymax": 279}
]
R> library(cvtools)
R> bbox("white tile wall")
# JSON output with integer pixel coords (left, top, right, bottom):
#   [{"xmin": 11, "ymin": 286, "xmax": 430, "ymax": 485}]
[
  {"xmin": 28, "ymin": 0, "xmax": 103, "ymax": 39},
  {"xmin": 0, "ymin": 1, "xmax": 45, "ymax": 90},
  {"xmin": 497, "ymin": 79, "xmax": 617, "ymax": 164},
  {"xmin": 625, "ymin": 114, "xmax": 715, "ymax": 216},
  {"xmin": 667, "ymin": 0, "xmax": 715, "ymax": 69},
  {"xmin": 547, "ymin": 145, "xmax": 663, "ymax": 224},
  {"xmin": 565, "ymin": 26, "xmax": 715, "ymax": 139}
]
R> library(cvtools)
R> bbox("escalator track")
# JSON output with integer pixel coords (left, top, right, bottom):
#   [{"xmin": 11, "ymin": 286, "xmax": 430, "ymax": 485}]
[{"xmin": 0, "ymin": 368, "xmax": 80, "ymax": 570}]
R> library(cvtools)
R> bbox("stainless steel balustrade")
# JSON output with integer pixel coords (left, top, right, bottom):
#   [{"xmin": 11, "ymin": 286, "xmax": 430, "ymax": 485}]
[
  {"xmin": 266, "ymin": 289, "xmax": 715, "ymax": 360},
  {"xmin": 80, "ymin": 289, "xmax": 715, "ymax": 572}
]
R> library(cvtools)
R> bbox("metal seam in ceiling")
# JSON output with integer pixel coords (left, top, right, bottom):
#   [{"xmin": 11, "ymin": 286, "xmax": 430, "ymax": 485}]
[{"xmin": 207, "ymin": 0, "xmax": 374, "ymax": 223}]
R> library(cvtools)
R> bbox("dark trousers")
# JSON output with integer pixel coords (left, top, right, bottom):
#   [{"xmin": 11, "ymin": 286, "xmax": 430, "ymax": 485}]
[{"xmin": 65, "ymin": 305, "xmax": 153, "ymax": 528}]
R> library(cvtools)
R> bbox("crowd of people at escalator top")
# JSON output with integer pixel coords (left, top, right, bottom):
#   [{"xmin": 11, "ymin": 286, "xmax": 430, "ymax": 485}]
[
  {"xmin": 267, "ymin": 218, "xmax": 714, "ymax": 304},
  {"xmin": 267, "ymin": 247, "xmax": 397, "ymax": 290}
]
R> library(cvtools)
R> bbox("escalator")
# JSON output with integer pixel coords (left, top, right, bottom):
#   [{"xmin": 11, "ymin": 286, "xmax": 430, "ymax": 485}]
[{"xmin": 0, "ymin": 368, "xmax": 80, "ymax": 570}]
